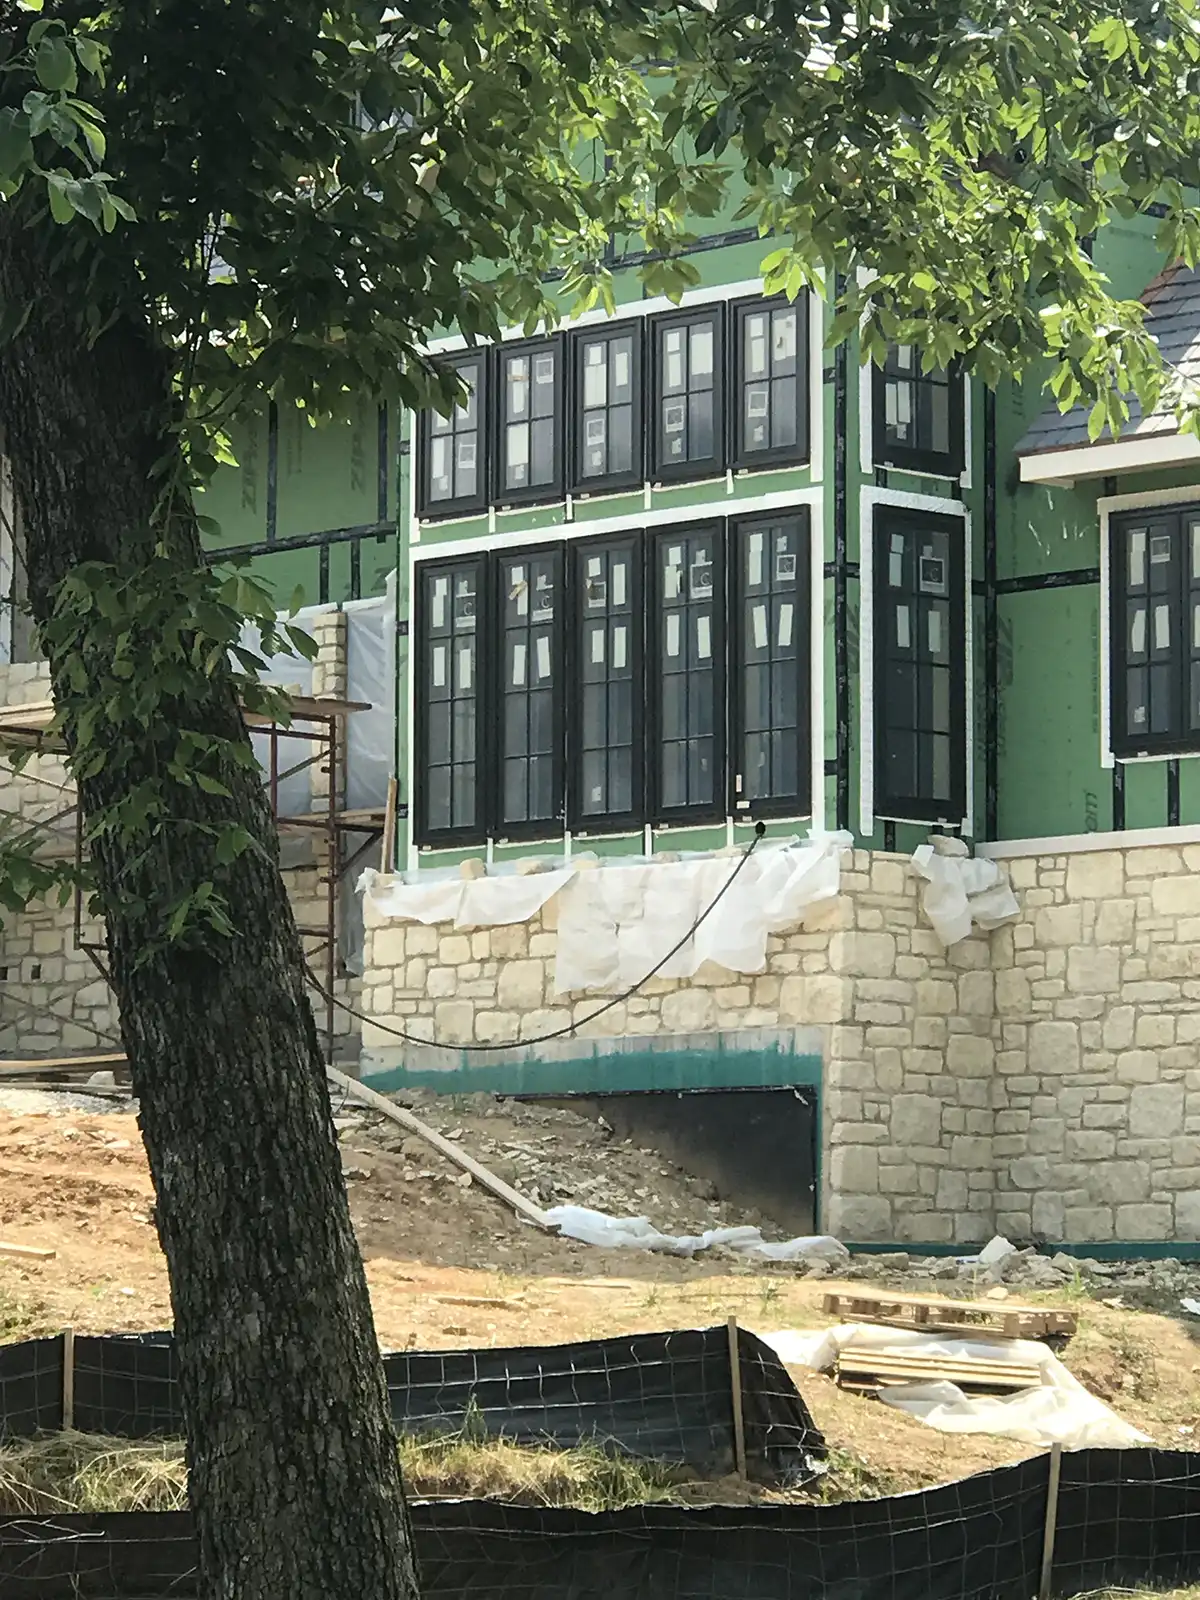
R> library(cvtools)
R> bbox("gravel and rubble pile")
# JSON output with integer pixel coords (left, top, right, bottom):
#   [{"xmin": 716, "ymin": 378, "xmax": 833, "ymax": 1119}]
[{"xmin": 834, "ymin": 1244, "xmax": 1200, "ymax": 1311}]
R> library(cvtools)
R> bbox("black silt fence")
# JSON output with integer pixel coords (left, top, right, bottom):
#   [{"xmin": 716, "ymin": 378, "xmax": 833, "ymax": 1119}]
[
  {"xmin": 3, "ymin": 1450, "xmax": 1200, "ymax": 1600},
  {"xmin": 0, "ymin": 1326, "xmax": 823, "ymax": 1483}
]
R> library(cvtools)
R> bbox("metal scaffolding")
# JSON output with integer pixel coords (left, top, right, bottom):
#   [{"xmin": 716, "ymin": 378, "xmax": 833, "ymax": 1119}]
[{"xmin": 0, "ymin": 692, "xmax": 385, "ymax": 1064}]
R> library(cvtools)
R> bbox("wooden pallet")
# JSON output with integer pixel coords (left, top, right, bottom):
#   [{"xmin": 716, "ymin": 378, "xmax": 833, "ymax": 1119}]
[
  {"xmin": 836, "ymin": 1348, "xmax": 1042, "ymax": 1395},
  {"xmin": 821, "ymin": 1289, "xmax": 1077, "ymax": 1342}
]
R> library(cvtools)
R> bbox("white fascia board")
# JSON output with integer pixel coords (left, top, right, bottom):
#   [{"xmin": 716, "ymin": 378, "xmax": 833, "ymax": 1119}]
[{"xmin": 1019, "ymin": 429, "xmax": 1200, "ymax": 486}]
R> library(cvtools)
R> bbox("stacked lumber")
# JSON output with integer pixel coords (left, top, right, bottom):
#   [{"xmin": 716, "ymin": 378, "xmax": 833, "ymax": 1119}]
[
  {"xmin": 821, "ymin": 1289, "xmax": 1076, "ymax": 1342},
  {"xmin": 835, "ymin": 1347, "xmax": 1042, "ymax": 1395}
]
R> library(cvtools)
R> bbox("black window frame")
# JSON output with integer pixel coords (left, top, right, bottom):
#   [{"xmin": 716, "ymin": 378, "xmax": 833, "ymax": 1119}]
[
  {"xmin": 568, "ymin": 320, "xmax": 644, "ymax": 496},
  {"xmin": 566, "ymin": 531, "xmax": 645, "ymax": 835},
  {"xmin": 728, "ymin": 509, "xmax": 812, "ymax": 819},
  {"xmin": 731, "ymin": 295, "xmax": 810, "ymax": 471},
  {"xmin": 413, "ymin": 552, "xmax": 489, "ymax": 846},
  {"xmin": 647, "ymin": 521, "xmax": 727, "ymax": 825},
  {"xmin": 416, "ymin": 350, "xmax": 490, "ymax": 519},
  {"xmin": 873, "ymin": 506, "xmax": 968, "ymax": 825},
  {"xmin": 650, "ymin": 306, "xmax": 727, "ymax": 485},
  {"xmin": 872, "ymin": 346, "xmax": 965, "ymax": 479},
  {"xmin": 493, "ymin": 335, "xmax": 566, "ymax": 510},
  {"xmin": 1110, "ymin": 502, "xmax": 1200, "ymax": 760},
  {"xmin": 492, "ymin": 544, "xmax": 567, "ymax": 840}
]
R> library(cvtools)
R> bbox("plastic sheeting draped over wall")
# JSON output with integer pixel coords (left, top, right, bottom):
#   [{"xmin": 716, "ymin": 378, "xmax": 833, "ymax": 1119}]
[
  {"xmin": 554, "ymin": 836, "xmax": 849, "ymax": 993},
  {"xmin": 911, "ymin": 838, "xmax": 1019, "ymax": 946},
  {"xmin": 236, "ymin": 605, "xmax": 330, "ymax": 823},
  {"xmin": 343, "ymin": 580, "xmax": 397, "ymax": 815},
  {"xmin": 360, "ymin": 835, "xmax": 850, "ymax": 993}
]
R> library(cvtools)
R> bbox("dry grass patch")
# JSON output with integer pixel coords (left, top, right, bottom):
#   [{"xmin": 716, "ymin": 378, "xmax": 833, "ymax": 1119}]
[{"xmin": 0, "ymin": 1429, "xmax": 687, "ymax": 1514}]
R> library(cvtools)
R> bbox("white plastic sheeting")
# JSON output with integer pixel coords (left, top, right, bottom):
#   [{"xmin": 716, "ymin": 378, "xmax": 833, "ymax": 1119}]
[
  {"xmin": 236, "ymin": 604, "xmax": 332, "ymax": 821},
  {"xmin": 911, "ymin": 839, "xmax": 1019, "ymax": 946},
  {"xmin": 360, "ymin": 865, "xmax": 574, "ymax": 929},
  {"xmin": 554, "ymin": 834, "xmax": 851, "ymax": 994},
  {"xmin": 344, "ymin": 581, "xmax": 396, "ymax": 815},
  {"xmin": 764, "ymin": 1324, "xmax": 1148, "ymax": 1451},
  {"xmin": 545, "ymin": 1205, "xmax": 850, "ymax": 1262}
]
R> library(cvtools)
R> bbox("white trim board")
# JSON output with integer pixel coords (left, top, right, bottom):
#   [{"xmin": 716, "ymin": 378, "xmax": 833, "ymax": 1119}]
[
  {"xmin": 1020, "ymin": 430, "xmax": 1200, "ymax": 487},
  {"xmin": 857, "ymin": 487, "xmax": 971, "ymax": 838},
  {"xmin": 423, "ymin": 277, "xmax": 775, "ymax": 355},
  {"xmin": 409, "ymin": 485, "xmax": 825, "ymax": 562},
  {"xmin": 980, "ymin": 823, "xmax": 1200, "ymax": 860}
]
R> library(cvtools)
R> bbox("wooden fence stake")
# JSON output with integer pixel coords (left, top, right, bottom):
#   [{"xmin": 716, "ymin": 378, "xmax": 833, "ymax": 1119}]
[
  {"xmin": 62, "ymin": 1325, "xmax": 75, "ymax": 1432},
  {"xmin": 1038, "ymin": 1441, "xmax": 1063, "ymax": 1600},
  {"xmin": 727, "ymin": 1314, "xmax": 747, "ymax": 1481}
]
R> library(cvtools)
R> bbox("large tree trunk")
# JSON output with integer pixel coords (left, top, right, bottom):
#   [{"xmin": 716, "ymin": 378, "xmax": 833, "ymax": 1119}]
[{"xmin": 0, "ymin": 219, "xmax": 420, "ymax": 1595}]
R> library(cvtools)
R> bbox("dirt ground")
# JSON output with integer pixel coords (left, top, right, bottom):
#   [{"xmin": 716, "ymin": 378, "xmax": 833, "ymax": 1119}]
[{"xmin": 3, "ymin": 1095, "xmax": 1200, "ymax": 1497}]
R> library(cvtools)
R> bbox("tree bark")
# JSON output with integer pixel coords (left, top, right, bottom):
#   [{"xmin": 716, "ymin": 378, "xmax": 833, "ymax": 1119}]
[{"xmin": 0, "ymin": 217, "xmax": 420, "ymax": 1596}]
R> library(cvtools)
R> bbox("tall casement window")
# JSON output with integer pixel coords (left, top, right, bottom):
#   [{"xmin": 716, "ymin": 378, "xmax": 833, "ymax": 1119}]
[
  {"xmin": 497, "ymin": 549, "xmax": 563, "ymax": 832},
  {"xmin": 571, "ymin": 323, "xmax": 641, "ymax": 492},
  {"xmin": 651, "ymin": 527, "xmax": 724, "ymax": 819},
  {"xmin": 571, "ymin": 537, "xmax": 642, "ymax": 830},
  {"xmin": 651, "ymin": 309, "xmax": 724, "ymax": 481},
  {"xmin": 731, "ymin": 513, "xmax": 811, "ymax": 815},
  {"xmin": 733, "ymin": 297, "xmax": 808, "ymax": 468},
  {"xmin": 1111, "ymin": 505, "xmax": 1200, "ymax": 757},
  {"xmin": 418, "ymin": 353, "xmax": 487, "ymax": 516},
  {"xmin": 415, "ymin": 557, "xmax": 483, "ymax": 842},
  {"xmin": 873, "ymin": 510, "xmax": 966, "ymax": 822},
  {"xmin": 873, "ymin": 344, "xmax": 965, "ymax": 478},
  {"xmin": 497, "ymin": 339, "xmax": 562, "ymax": 504},
  {"xmin": 412, "ymin": 510, "xmax": 814, "ymax": 846}
]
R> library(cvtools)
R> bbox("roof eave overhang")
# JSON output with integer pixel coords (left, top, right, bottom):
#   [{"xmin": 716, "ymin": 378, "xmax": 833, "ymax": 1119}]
[{"xmin": 1018, "ymin": 429, "xmax": 1200, "ymax": 488}]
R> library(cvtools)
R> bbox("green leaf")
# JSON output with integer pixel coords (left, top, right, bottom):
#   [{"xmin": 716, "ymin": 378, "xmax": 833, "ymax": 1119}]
[
  {"xmin": 194, "ymin": 772, "xmax": 232, "ymax": 797},
  {"xmin": 45, "ymin": 174, "xmax": 73, "ymax": 225},
  {"xmin": 0, "ymin": 110, "xmax": 32, "ymax": 179},
  {"xmin": 35, "ymin": 37, "xmax": 77, "ymax": 93},
  {"xmin": 75, "ymin": 37, "xmax": 103, "ymax": 78}
]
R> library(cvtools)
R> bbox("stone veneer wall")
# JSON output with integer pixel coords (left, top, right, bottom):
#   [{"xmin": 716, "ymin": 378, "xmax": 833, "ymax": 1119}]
[
  {"xmin": 0, "ymin": 623, "xmax": 362, "ymax": 1058},
  {"xmin": 360, "ymin": 840, "xmax": 1200, "ymax": 1247}
]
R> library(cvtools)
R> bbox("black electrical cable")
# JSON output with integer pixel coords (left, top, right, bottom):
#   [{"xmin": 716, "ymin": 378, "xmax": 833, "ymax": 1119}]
[{"xmin": 308, "ymin": 822, "xmax": 767, "ymax": 1053}]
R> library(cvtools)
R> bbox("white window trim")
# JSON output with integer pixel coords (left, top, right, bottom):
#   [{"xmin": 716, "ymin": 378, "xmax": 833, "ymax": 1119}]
[
  {"xmin": 858, "ymin": 345, "xmax": 972, "ymax": 489},
  {"xmin": 1098, "ymin": 482, "xmax": 1200, "ymax": 771},
  {"xmin": 403, "ymin": 487, "xmax": 827, "ymax": 865},
  {"xmin": 858, "ymin": 486, "xmax": 972, "ymax": 839},
  {"xmin": 423, "ymin": 278, "xmax": 770, "ymax": 355}
]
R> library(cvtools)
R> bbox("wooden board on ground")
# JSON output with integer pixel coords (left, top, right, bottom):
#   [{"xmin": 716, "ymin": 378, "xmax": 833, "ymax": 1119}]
[
  {"xmin": 0, "ymin": 1241, "xmax": 56, "ymax": 1261},
  {"xmin": 822, "ymin": 1289, "xmax": 1077, "ymax": 1342},
  {"xmin": 836, "ymin": 1348, "xmax": 1042, "ymax": 1394},
  {"xmin": 0, "ymin": 1052, "xmax": 127, "ymax": 1077},
  {"xmin": 326, "ymin": 1067, "xmax": 558, "ymax": 1234}
]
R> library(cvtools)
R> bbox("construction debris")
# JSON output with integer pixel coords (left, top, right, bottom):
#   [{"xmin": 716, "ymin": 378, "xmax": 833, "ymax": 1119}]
[
  {"xmin": 768, "ymin": 1326, "xmax": 1149, "ymax": 1451},
  {"xmin": 821, "ymin": 1289, "xmax": 1077, "ymax": 1343},
  {"xmin": 836, "ymin": 1348, "xmax": 1043, "ymax": 1395},
  {"xmin": 546, "ymin": 1205, "xmax": 847, "ymax": 1262},
  {"xmin": 326, "ymin": 1068, "xmax": 557, "ymax": 1233}
]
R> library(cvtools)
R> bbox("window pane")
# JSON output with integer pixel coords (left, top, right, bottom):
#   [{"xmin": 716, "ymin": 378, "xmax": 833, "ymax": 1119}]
[
  {"xmin": 420, "ymin": 562, "xmax": 480, "ymax": 836},
  {"xmin": 874, "ymin": 519, "xmax": 962, "ymax": 815},
  {"xmin": 578, "ymin": 331, "xmax": 636, "ymax": 483},
  {"xmin": 656, "ymin": 530, "xmax": 717, "ymax": 813},
  {"xmin": 877, "ymin": 343, "xmax": 958, "ymax": 468},
  {"xmin": 573, "ymin": 541, "xmax": 637, "ymax": 823},
  {"xmin": 500, "ymin": 551, "xmax": 560, "ymax": 830},
  {"xmin": 734, "ymin": 519, "xmax": 805, "ymax": 807},
  {"xmin": 656, "ymin": 315, "xmax": 720, "ymax": 470}
]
